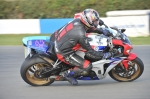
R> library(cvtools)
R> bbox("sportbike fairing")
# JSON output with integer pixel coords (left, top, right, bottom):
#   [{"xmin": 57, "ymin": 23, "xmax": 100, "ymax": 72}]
[
  {"xmin": 22, "ymin": 35, "xmax": 123, "ymax": 80},
  {"xmin": 23, "ymin": 36, "xmax": 50, "ymax": 57},
  {"xmin": 27, "ymin": 40, "xmax": 48, "ymax": 52},
  {"xmin": 22, "ymin": 29, "xmax": 128, "ymax": 81},
  {"xmin": 20, "ymin": 24, "xmax": 144, "ymax": 86},
  {"xmin": 23, "ymin": 33, "xmax": 108, "ymax": 56},
  {"xmin": 77, "ymin": 57, "xmax": 125, "ymax": 80},
  {"xmin": 22, "ymin": 36, "xmax": 50, "ymax": 46}
]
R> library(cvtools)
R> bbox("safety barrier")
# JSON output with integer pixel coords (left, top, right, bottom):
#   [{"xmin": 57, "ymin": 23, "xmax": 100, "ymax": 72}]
[
  {"xmin": 0, "ymin": 10, "xmax": 150, "ymax": 37},
  {"xmin": 40, "ymin": 18, "xmax": 73, "ymax": 34},
  {"xmin": 105, "ymin": 10, "xmax": 150, "ymax": 37},
  {"xmin": 0, "ymin": 19, "xmax": 40, "ymax": 34}
]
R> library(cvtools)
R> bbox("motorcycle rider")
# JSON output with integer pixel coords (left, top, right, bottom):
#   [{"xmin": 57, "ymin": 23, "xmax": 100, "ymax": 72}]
[{"xmin": 50, "ymin": 9, "xmax": 115, "ymax": 85}]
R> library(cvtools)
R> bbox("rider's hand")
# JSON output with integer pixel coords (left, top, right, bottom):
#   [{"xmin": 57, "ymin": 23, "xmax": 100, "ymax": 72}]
[
  {"xmin": 103, "ymin": 52, "xmax": 113, "ymax": 59},
  {"xmin": 103, "ymin": 49, "xmax": 120, "ymax": 59},
  {"xmin": 99, "ymin": 19, "xmax": 104, "ymax": 26},
  {"xmin": 103, "ymin": 29, "xmax": 113, "ymax": 37},
  {"xmin": 112, "ymin": 48, "xmax": 120, "ymax": 56}
]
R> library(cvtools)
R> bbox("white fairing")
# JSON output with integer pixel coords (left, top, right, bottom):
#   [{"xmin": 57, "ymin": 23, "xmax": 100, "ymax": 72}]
[
  {"xmin": 76, "ymin": 33, "xmax": 125, "ymax": 79},
  {"xmin": 87, "ymin": 34, "xmax": 107, "ymax": 50},
  {"xmin": 76, "ymin": 33, "xmax": 108, "ymax": 58},
  {"xmin": 76, "ymin": 50, "xmax": 125, "ymax": 79},
  {"xmin": 92, "ymin": 59, "xmax": 123, "ymax": 79},
  {"xmin": 24, "ymin": 33, "xmax": 125, "ymax": 80}
]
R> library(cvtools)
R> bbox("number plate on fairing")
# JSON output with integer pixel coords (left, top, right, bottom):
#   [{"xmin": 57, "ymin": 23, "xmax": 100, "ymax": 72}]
[
  {"xmin": 87, "ymin": 34, "xmax": 107, "ymax": 51},
  {"xmin": 27, "ymin": 40, "xmax": 48, "ymax": 52}
]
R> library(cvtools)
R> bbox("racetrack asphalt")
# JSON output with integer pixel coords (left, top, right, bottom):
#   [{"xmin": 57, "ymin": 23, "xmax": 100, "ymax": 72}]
[{"xmin": 0, "ymin": 46, "xmax": 150, "ymax": 99}]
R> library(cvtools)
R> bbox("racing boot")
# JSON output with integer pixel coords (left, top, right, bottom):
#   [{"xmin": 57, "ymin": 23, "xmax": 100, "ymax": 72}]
[{"xmin": 64, "ymin": 71, "xmax": 78, "ymax": 85}]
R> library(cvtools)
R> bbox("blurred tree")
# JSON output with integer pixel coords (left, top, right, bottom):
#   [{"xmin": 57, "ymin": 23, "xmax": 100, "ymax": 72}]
[{"xmin": 0, "ymin": 0, "xmax": 150, "ymax": 19}]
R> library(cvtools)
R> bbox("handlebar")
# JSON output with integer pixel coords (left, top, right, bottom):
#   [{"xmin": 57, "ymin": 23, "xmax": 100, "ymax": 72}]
[{"xmin": 103, "ymin": 24, "xmax": 122, "ymax": 39}]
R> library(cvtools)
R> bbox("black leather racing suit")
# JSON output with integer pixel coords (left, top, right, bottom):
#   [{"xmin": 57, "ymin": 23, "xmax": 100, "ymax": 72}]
[{"xmin": 51, "ymin": 18, "xmax": 105, "ymax": 77}]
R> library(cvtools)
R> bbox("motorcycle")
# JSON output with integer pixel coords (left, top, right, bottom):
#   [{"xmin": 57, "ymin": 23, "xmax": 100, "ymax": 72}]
[{"xmin": 20, "ymin": 23, "xmax": 144, "ymax": 86}]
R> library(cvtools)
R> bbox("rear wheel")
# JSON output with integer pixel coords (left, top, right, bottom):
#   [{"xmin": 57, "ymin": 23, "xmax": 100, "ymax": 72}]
[
  {"xmin": 109, "ymin": 57, "xmax": 144, "ymax": 82},
  {"xmin": 20, "ymin": 55, "xmax": 55, "ymax": 86}
]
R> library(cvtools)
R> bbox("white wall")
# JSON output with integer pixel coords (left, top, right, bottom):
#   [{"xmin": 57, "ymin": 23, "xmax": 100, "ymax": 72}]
[
  {"xmin": 101, "ymin": 16, "xmax": 149, "ymax": 37},
  {"xmin": 0, "ymin": 10, "xmax": 150, "ymax": 37},
  {"xmin": 105, "ymin": 10, "xmax": 150, "ymax": 37},
  {"xmin": 0, "ymin": 19, "xmax": 40, "ymax": 34}
]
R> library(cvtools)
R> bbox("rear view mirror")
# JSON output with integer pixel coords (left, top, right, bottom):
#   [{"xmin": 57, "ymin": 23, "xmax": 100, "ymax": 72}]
[
  {"xmin": 121, "ymin": 29, "xmax": 126, "ymax": 33},
  {"xmin": 99, "ymin": 19, "xmax": 104, "ymax": 26}
]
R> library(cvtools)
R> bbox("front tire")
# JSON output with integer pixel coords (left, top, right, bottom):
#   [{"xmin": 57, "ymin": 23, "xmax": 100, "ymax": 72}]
[
  {"xmin": 20, "ymin": 54, "xmax": 55, "ymax": 86},
  {"xmin": 109, "ymin": 57, "xmax": 144, "ymax": 82}
]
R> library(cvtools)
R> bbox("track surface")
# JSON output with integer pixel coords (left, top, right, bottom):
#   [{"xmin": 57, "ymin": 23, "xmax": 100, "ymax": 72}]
[{"xmin": 0, "ymin": 46, "xmax": 150, "ymax": 99}]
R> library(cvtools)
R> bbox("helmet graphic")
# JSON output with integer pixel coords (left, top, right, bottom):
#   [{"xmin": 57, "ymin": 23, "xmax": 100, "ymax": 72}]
[{"xmin": 80, "ymin": 9, "xmax": 100, "ymax": 28}]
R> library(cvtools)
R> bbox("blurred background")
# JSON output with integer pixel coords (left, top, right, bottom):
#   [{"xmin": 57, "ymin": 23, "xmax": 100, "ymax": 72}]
[
  {"xmin": 0, "ymin": 0, "xmax": 150, "ymax": 45},
  {"xmin": 0, "ymin": 1, "xmax": 150, "ymax": 99},
  {"xmin": 1, "ymin": 0, "xmax": 150, "ymax": 19}
]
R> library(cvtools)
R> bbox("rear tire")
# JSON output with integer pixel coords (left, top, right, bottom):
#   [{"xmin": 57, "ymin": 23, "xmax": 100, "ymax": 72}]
[
  {"xmin": 20, "ymin": 54, "xmax": 55, "ymax": 86},
  {"xmin": 109, "ymin": 57, "xmax": 144, "ymax": 82}
]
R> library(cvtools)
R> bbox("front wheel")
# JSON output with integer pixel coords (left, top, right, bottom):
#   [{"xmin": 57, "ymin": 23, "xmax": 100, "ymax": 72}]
[{"xmin": 109, "ymin": 57, "xmax": 144, "ymax": 82}]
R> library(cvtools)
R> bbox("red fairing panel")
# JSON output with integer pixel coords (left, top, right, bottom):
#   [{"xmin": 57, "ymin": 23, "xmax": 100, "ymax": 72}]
[
  {"xmin": 122, "ymin": 52, "xmax": 137, "ymax": 69},
  {"xmin": 112, "ymin": 39, "xmax": 133, "ymax": 55},
  {"xmin": 126, "ymin": 52, "xmax": 137, "ymax": 60},
  {"xmin": 112, "ymin": 39, "xmax": 123, "ymax": 45},
  {"xmin": 112, "ymin": 39, "xmax": 136, "ymax": 69}
]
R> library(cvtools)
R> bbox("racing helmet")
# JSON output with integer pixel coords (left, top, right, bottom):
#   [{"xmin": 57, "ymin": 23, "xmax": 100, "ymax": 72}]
[{"xmin": 80, "ymin": 9, "xmax": 100, "ymax": 28}]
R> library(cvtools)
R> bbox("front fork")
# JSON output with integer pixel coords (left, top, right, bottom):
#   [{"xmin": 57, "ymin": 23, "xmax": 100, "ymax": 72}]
[{"xmin": 121, "ymin": 52, "xmax": 137, "ymax": 69}]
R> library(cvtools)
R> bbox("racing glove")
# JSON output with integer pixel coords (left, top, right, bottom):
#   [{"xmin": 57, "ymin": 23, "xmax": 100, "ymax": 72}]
[
  {"xmin": 103, "ymin": 52, "xmax": 113, "ymax": 59},
  {"xmin": 112, "ymin": 48, "xmax": 120, "ymax": 56},
  {"xmin": 113, "ymin": 48, "xmax": 119, "ymax": 54},
  {"xmin": 103, "ymin": 49, "xmax": 120, "ymax": 59},
  {"xmin": 99, "ymin": 19, "xmax": 104, "ymax": 26}
]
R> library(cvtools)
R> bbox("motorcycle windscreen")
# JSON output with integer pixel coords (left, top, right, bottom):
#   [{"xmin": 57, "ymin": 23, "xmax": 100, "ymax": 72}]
[
  {"xmin": 121, "ymin": 33, "xmax": 132, "ymax": 45},
  {"xmin": 27, "ymin": 40, "xmax": 49, "ymax": 52}
]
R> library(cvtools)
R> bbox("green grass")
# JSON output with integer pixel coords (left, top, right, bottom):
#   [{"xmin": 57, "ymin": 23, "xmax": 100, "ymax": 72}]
[
  {"xmin": 129, "ymin": 36, "xmax": 150, "ymax": 45},
  {"xmin": 0, "ymin": 34, "xmax": 50, "ymax": 45},
  {"xmin": 0, "ymin": 34, "xmax": 150, "ymax": 45}
]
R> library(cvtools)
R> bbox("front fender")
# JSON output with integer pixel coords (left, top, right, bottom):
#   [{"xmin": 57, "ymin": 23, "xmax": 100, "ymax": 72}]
[
  {"xmin": 127, "ymin": 52, "xmax": 137, "ymax": 60},
  {"xmin": 121, "ymin": 52, "xmax": 137, "ymax": 69}
]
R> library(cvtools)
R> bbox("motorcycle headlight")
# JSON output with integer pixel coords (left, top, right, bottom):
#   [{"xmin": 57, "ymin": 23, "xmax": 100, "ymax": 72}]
[{"xmin": 126, "ymin": 49, "xmax": 132, "ymax": 54}]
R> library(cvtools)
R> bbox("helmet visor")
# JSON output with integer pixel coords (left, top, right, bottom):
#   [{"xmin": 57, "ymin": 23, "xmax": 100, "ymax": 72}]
[
  {"xmin": 92, "ymin": 11, "xmax": 100, "ymax": 28},
  {"xmin": 92, "ymin": 18, "xmax": 99, "ymax": 28}
]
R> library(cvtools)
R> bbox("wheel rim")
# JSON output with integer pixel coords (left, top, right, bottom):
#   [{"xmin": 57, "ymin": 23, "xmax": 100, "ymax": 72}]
[
  {"xmin": 111, "ymin": 61, "xmax": 141, "ymax": 81},
  {"xmin": 26, "ymin": 63, "xmax": 52, "ymax": 85}
]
